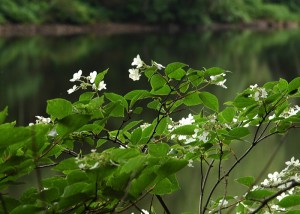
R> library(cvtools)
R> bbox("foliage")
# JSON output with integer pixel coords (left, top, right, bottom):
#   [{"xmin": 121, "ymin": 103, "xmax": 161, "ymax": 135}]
[
  {"xmin": 1, "ymin": 0, "xmax": 300, "ymax": 25},
  {"xmin": 1, "ymin": 56, "xmax": 300, "ymax": 213}
]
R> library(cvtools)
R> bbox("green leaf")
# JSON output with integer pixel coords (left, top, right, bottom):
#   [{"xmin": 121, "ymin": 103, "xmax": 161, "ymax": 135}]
[
  {"xmin": 104, "ymin": 102, "xmax": 124, "ymax": 117},
  {"xmin": 0, "ymin": 106, "xmax": 8, "ymax": 124},
  {"xmin": 94, "ymin": 69, "xmax": 108, "ymax": 87},
  {"xmin": 183, "ymin": 93, "xmax": 202, "ymax": 106},
  {"xmin": 156, "ymin": 117, "xmax": 168, "ymax": 135},
  {"xmin": 62, "ymin": 182, "xmax": 90, "ymax": 198},
  {"xmin": 157, "ymin": 159, "xmax": 188, "ymax": 178},
  {"xmin": 79, "ymin": 92, "xmax": 95, "ymax": 101},
  {"xmin": 168, "ymin": 68, "xmax": 186, "ymax": 80},
  {"xmin": 150, "ymin": 74, "xmax": 166, "ymax": 91},
  {"xmin": 11, "ymin": 205, "xmax": 44, "ymax": 214},
  {"xmin": 221, "ymin": 107, "xmax": 235, "ymax": 122},
  {"xmin": 47, "ymin": 98, "xmax": 73, "ymax": 119},
  {"xmin": 205, "ymin": 67, "xmax": 225, "ymax": 76},
  {"xmin": 233, "ymin": 94, "xmax": 257, "ymax": 108},
  {"xmin": 235, "ymin": 176, "xmax": 255, "ymax": 188},
  {"xmin": 288, "ymin": 77, "xmax": 300, "ymax": 94},
  {"xmin": 148, "ymin": 143, "xmax": 170, "ymax": 157},
  {"xmin": 165, "ymin": 62, "xmax": 187, "ymax": 75},
  {"xmin": 286, "ymin": 211, "xmax": 300, "ymax": 214},
  {"xmin": 278, "ymin": 195, "xmax": 300, "ymax": 208},
  {"xmin": 151, "ymin": 85, "xmax": 171, "ymax": 96},
  {"xmin": 131, "ymin": 128, "xmax": 142, "ymax": 145},
  {"xmin": 105, "ymin": 93, "xmax": 128, "ymax": 111},
  {"xmin": 199, "ymin": 92, "xmax": 219, "ymax": 112},
  {"xmin": 57, "ymin": 114, "xmax": 90, "ymax": 136},
  {"xmin": 227, "ymin": 127, "xmax": 250, "ymax": 139},
  {"xmin": 246, "ymin": 189, "xmax": 274, "ymax": 200},
  {"xmin": 67, "ymin": 170, "xmax": 89, "ymax": 184},
  {"xmin": 152, "ymin": 175, "xmax": 179, "ymax": 195},
  {"xmin": 125, "ymin": 90, "xmax": 151, "ymax": 108},
  {"xmin": 171, "ymin": 125, "xmax": 197, "ymax": 135}
]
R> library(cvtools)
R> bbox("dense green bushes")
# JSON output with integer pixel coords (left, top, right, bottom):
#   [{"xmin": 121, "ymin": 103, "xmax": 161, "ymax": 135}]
[{"xmin": 0, "ymin": 0, "xmax": 300, "ymax": 25}]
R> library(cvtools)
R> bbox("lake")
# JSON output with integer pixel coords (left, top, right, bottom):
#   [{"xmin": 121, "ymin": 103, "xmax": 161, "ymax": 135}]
[{"xmin": 1, "ymin": 28, "xmax": 300, "ymax": 213}]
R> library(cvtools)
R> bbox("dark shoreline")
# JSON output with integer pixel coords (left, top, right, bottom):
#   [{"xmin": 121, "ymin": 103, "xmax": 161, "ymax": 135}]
[{"xmin": 0, "ymin": 21, "xmax": 299, "ymax": 37}]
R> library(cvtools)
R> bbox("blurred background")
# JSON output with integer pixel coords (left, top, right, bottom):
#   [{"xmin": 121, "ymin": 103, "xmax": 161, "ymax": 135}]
[{"xmin": 1, "ymin": 0, "xmax": 300, "ymax": 213}]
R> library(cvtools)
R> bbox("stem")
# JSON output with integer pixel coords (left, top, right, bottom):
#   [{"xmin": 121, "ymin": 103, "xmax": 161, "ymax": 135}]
[
  {"xmin": 156, "ymin": 195, "xmax": 171, "ymax": 214},
  {"xmin": 0, "ymin": 193, "xmax": 8, "ymax": 214},
  {"xmin": 250, "ymin": 180, "xmax": 300, "ymax": 214}
]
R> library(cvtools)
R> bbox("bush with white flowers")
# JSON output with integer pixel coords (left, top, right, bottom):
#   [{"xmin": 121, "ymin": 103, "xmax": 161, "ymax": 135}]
[{"xmin": 0, "ymin": 55, "xmax": 300, "ymax": 213}]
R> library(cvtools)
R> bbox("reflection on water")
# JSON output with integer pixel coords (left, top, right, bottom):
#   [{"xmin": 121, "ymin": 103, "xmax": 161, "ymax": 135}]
[{"xmin": 1, "ymin": 29, "xmax": 300, "ymax": 212}]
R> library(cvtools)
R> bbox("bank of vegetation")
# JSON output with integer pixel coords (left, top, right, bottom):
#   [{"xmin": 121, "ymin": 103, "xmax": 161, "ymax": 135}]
[{"xmin": 1, "ymin": 0, "xmax": 300, "ymax": 26}]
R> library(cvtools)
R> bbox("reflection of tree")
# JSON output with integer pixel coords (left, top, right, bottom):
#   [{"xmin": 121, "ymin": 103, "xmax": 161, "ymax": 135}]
[{"xmin": 1, "ymin": 30, "xmax": 300, "ymax": 125}]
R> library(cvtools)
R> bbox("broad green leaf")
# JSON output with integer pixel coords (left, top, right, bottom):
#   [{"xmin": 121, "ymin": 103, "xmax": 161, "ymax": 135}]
[
  {"xmin": 246, "ymin": 189, "xmax": 274, "ymax": 200},
  {"xmin": 199, "ymin": 92, "xmax": 219, "ymax": 112},
  {"xmin": 124, "ymin": 90, "xmax": 150, "ymax": 100},
  {"xmin": 151, "ymin": 175, "xmax": 179, "ymax": 195},
  {"xmin": 156, "ymin": 117, "xmax": 168, "ymax": 135},
  {"xmin": 235, "ymin": 176, "xmax": 255, "ymax": 188},
  {"xmin": 150, "ymin": 74, "xmax": 166, "ymax": 91},
  {"xmin": 47, "ymin": 98, "xmax": 73, "ymax": 119},
  {"xmin": 79, "ymin": 92, "xmax": 95, "ymax": 101},
  {"xmin": 165, "ymin": 62, "xmax": 187, "ymax": 75},
  {"xmin": 148, "ymin": 143, "xmax": 170, "ymax": 157},
  {"xmin": 286, "ymin": 211, "xmax": 300, "ymax": 214},
  {"xmin": 120, "ymin": 156, "xmax": 146, "ymax": 174},
  {"xmin": 11, "ymin": 205, "xmax": 44, "ymax": 214},
  {"xmin": 104, "ymin": 102, "xmax": 124, "ymax": 117},
  {"xmin": 278, "ymin": 195, "xmax": 300, "ymax": 208},
  {"xmin": 94, "ymin": 69, "xmax": 108, "ymax": 87},
  {"xmin": 183, "ymin": 93, "xmax": 202, "ymax": 106},
  {"xmin": 221, "ymin": 107, "xmax": 235, "ymax": 122},
  {"xmin": 227, "ymin": 127, "xmax": 250, "ymax": 139},
  {"xmin": 57, "ymin": 114, "xmax": 90, "ymax": 136},
  {"xmin": 0, "ymin": 106, "xmax": 8, "ymax": 124},
  {"xmin": 40, "ymin": 188, "xmax": 59, "ymax": 203},
  {"xmin": 147, "ymin": 99, "xmax": 161, "ymax": 110},
  {"xmin": 171, "ymin": 125, "xmax": 197, "ymax": 135},
  {"xmin": 129, "ymin": 169, "xmax": 157, "ymax": 198},
  {"xmin": 157, "ymin": 159, "xmax": 187, "ymax": 177},
  {"xmin": 288, "ymin": 77, "xmax": 300, "ymax": 94},
  {"xmin": 96, "ymin": 139, "xmax": 107, "ymax": 147},
  {"xmin": 123, "ymin": 120, "xmax": 143, "ymax": 132},
  {"xmin": 131, "ymin": 128, "xmax": 142, "ymax": 145},
  {"xmin": 62, "ymin": 182, "xmax": 91, "ymax": 198},
  {"xmin": 67, "ymin": 170, "xmax": 89, "ymax": 184},
  {"xmin": 205, "ymin": 67, "xmax": 224, "ymax": 76},
  {"xmin": 168, "ymin": 68, "xmax": 186, "ymax": 80},
  {"xmin": 105, "ymin": 93, "xmax": 128, "ymax": 111},
  {"xmin": 233, "ymin": 94, "xmax": 257, "ymax": 108},
  {"xmin": 151, "ymin": 85, "xmax": 171, "ymax": 95}
]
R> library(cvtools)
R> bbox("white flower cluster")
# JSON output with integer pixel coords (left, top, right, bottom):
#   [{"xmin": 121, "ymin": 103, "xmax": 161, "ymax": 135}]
[
  {"xmin": 168, "ymin": 114, "xmax": 210, "ymax": 145},
  {"xmin": 131, "ymin": 209, "xmax": 149, "ymax": 214},
  {"xmin": 128, "ymin": 54, "xmax": 165, "ymax": 81},
  {"xmin": 210, "ymin": 73, "xmax": 227, "ymax": 89},
  {"xmin": 67, "ymin": 70, "xmax": 106, "ymax": 94},
  {"xmin": 249, "ymin": 84, "xmax": 268, "ymax": 101},
  {"xmin": 29, "ymin": 116, "xmax": 51, "ymax": 126},
  {"xmin": 268, "ymin": 105, "xmax": 300, "ymax": 121}
]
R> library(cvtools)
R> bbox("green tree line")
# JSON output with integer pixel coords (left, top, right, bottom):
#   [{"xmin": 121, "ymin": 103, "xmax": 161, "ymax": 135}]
[{"xmin": 1, "ymin": 0, "xmax": 300, "ymax": 25}]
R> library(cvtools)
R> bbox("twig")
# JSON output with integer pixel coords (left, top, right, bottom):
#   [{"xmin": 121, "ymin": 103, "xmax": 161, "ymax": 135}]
[{"xmin": 156, "ymin": 195, "xmax": 171, "ymax": 214}]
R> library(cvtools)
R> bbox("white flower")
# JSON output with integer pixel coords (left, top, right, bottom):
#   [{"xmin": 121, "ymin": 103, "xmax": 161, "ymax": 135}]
[
  {"xmin": 210, "ymin": 73, "xmax": 227, "ymax": 89},
  {"xmin": 179, "ymin": 114, "xmax": 195, "ymax": 125},
  {"xmin": 261, "ymin": 88, "xmax": 268, "ymax": 99},
  {"xmin": 131, "ymin": 54, "xmax": 143, "ymax": 68},
  {"xmin": 218, "ymin": 199, "xmax": 229, "ymax": 207},
  {"xmin": 250, "ymin": 84, "xmax": 258, "ymax": 90},
  {"xmin": 90, "ymin": 162, "xmax": 99, "ymax": 170},
  {"xmin": 285, "ymin": 157, "xmax": 300, "ymax": 167},
  {"xmin": 188, "ymin": 159, "xmax": 194, "ymax": 167},
  {"xmin": 153, "ymin": 61, "xmax": 165, "ymax": 70},
  {"xmin": 198, "ymin": 131, "xmax": 209, "ymax": 143},
  {"xmin": 70, "ymin": 70, "xmax": 82, "ymax": 82},
  {"xmin": 35, "ymin": 116, "xmax": 51, "ymax": 124},
  {"xmin": 276, "ymin": 192, "xmax": 288, "ymax": 201},
  {"xmin": 67, "ymin": 85, "xmax": 77, "ymax": 94},
  {"xmin": 93, "ymin": 81, "xmax": 106, "ymax": 91},
  {"xmin": 140, "ymin": 123, "xmax": 151, "ymax": 130},
  {"xmin": 141, "ymin": 209, "xmax": 149, "ymax": 214},
  {"xmin": 88, "ymin": 71, "xmax": 97, "ymax": 83},
  {"xmin": 78, "ymin": 163, "xmax": 86, "ymax": 169},
  {"xmin": 269, "ymin": 114, "xmax": 275, "ymax": 120},
  {"xmin": 129, "ymin": 68, "xmax": 141, "ymax": 81}
]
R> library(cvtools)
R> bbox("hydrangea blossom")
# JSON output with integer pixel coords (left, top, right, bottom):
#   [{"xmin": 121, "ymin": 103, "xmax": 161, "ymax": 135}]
[
  {"xmin": 131, "ymin": 54, "xmax": 143, "ymax": 68},
  {"xmin": 249, "ymin": 84, "xmax": 268, "ymax": 101},
  {"xmin": 129, "ymin": 68, "xmax": 141, "ymax": 81},
  {"xmin": 67, "ymin": 85, "xmax": 77, "ymax": 94},
  {"xmin": 29, "ymin": 116, "xmax": 51, "ymax": 126},
  {"xmin": 70, "ymin": 70, "xmax": 82, "ymax": 82},
  {"xmin": 88, "ymin": 71, "xmax": 97, "ymax": 83},
  {"xmin": 92, "ymin": 80, "xmax": 106, "ymax": 91}
]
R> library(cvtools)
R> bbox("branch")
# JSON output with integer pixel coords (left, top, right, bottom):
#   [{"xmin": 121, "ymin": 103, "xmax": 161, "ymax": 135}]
[
  {"xmin": 250, "ymin": 180, "xmax": 300, "ymax": 214},
  {"xmin": 156, "ymin": 195, "xmax": 171, "ymax": 214}
]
